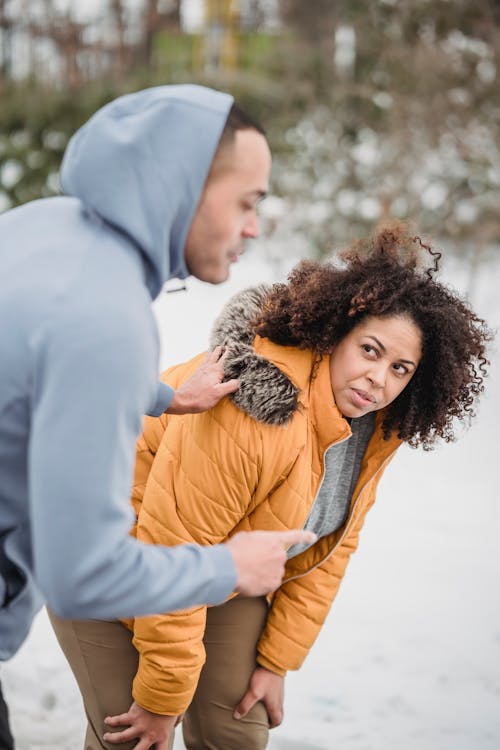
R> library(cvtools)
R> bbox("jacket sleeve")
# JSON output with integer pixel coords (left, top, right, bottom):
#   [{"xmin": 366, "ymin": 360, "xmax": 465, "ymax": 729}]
[
  {"xmin": 131, "ymin": 405, "xmax": 269, "ymax": 715},
  {"xmin": 256, "ymin": 481, "xmax": 386, "ymax": 677},
  {"xmin": 29, "ymin": 310, "xmax": 236, "ymax": 620}
]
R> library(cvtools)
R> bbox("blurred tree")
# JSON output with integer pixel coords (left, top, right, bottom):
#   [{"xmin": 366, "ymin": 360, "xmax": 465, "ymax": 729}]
[
  {"xmin": 204, "ymin": 0, "xmax": 241, "ymax": 71},
  {"xmin": 141, "ymin": 0, "xmax": 182, "ymax": 68},
  {"xmin": 280, "ymin": 0, "xmax": 337, "ymax": 97},
  {"xmin": 0, "ymin": 0, "xmax": 13, "ymax": 80},
  {"xmin": 263, "ymin": 0, "xmax": 500, "ymax": 265},
  {"xmin": 0, "ymin": 0, "xmax": 498, "ymax": 268},
  {"xmin": 110, "ymin": 0, "xmax": 127, "ymax": 76},
  {"xmin": 31, "ymin": 0, "xmax": 86, "ymax": 89}
]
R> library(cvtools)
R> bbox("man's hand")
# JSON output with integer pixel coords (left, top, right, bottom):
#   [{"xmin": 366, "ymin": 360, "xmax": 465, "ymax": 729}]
[
  {"xmin": 226, "ymin": 529, "xmax": 316, "ymax": 596},
  {"xmin": 166, "ymin": 346, "xmax": 239, "ymax": 414},
  {"xmin": 103, "ymin": 701, "xmax": 178, "ymax": 750},
  {"xmin": 234, "ymin": 667, "xmax": 285, "ymax": 728}
]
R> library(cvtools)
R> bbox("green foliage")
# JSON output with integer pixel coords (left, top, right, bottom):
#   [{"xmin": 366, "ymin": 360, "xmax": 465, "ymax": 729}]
[
  {"xmin": 1, "ymin": 0, "xmax": 499, "ymax": 261},
  {"xmin": 0, "ymin": 82, "xmax": 121, "ymax": 207},
  {"xmin": 153, "ymin": 31, "xmax": 199, "ymax": 75}
]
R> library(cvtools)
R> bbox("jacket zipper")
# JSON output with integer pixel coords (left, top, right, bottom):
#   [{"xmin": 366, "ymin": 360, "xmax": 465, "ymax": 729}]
[
  {"xmin": 281, "ymin": 447, "xmax": 397, "ymax": 585},
  {"xmin": 292, "ymin": 430, "xmax": 351, "ymax": 535}
]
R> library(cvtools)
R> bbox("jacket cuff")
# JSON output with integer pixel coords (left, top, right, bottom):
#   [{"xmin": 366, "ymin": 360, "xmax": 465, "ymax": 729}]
[
  {"xmin": 133, "ymin": 675, "xmax": 194, "ymax": 716},
  {"xmin": 148, "ymin": 381, "xmax": 174, "ymax": 416},
  {"xmin": 256, "ymin": 652, "xmax": 287, "ymax": 677}
]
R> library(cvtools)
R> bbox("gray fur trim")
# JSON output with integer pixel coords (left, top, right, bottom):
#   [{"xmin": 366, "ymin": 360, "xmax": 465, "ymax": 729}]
[
  {"xmin": 210, "ymin": 284, "xmax": 269, "ymax": 349},
  {"xmin": 209, "ymin": 285, "xmax": 300, "ymax": 426}
]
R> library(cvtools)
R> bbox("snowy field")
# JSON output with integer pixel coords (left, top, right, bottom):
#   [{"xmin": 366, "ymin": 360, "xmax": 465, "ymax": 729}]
[{"xmin": 3, "ymin": 248, "xmax": 500, "ymax": 750}]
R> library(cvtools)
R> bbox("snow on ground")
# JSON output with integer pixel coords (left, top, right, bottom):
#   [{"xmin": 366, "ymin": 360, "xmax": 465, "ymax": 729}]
[{"xmin": 3, "ymin": 249, "xmax": 500, "ymax": 750}]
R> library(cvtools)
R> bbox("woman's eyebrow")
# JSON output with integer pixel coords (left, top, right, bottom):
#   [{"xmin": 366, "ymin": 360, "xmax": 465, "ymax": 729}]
[
  {"xmin": 366, "ymin": 335, "xmax": 416, "ymax": 367},
  {"xmin": 366, "ymin": 335, "xmax": 385, "ymax": 351}
]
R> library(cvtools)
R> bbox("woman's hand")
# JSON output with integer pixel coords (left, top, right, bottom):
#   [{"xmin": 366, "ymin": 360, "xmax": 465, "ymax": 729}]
[
  {"xmin": 233, "ymin": 666, "xmax": 285, "ymax": 728},
  {"xmin": 103, "ymin": 701, "xmax": 179, "ymax": 750}
]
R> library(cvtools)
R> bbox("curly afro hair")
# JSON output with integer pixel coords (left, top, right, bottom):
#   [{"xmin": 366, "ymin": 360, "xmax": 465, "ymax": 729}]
[{"xmin": 253, "ymin": 223, "xmax": 493, "ymax": 449}]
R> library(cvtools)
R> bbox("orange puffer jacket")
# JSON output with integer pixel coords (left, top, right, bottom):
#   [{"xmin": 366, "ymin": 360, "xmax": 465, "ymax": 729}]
[{"xmin": 126, "ymin": 286, "xmax": 401, "ymax": 715}]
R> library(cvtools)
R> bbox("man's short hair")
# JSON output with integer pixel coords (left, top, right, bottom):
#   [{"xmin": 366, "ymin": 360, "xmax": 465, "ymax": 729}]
[
  {"xmin": 219, "ymin": 104, "xmax": 266, "ymax": 146},
  {"xmin": 208, "ymin": 104, "xmax": 267, "ymax": 178}
]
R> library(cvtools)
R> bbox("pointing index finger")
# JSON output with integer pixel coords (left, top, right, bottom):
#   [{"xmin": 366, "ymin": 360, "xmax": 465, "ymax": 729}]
[{"xmin": 276, "ymin": 529, "xmax": 317, "ymax": 547}]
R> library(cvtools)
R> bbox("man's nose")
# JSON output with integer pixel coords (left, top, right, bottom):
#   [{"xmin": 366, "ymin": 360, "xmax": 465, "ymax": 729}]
[{"xmin": 242, "ymin": 211, "xmax": 259, "ymax": 239}]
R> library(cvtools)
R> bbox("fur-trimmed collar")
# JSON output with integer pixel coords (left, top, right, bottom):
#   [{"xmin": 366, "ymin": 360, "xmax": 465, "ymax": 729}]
[{"xmin": 209, "ymin": 285, "xmax": 300, "ymax": 426}]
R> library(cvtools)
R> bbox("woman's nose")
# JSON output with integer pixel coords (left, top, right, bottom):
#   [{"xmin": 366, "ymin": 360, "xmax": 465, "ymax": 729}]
[{"xmin": 367, "ymin": 362, "xmax": 387, "ymax": 388}]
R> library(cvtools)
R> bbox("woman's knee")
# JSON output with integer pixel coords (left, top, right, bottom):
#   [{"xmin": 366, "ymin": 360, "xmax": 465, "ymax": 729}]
[{"xmin": 183, "ymin": 701, "xmax": 269, "ymax": 750}]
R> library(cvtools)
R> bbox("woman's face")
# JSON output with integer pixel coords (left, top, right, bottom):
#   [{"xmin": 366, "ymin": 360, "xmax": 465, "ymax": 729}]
[{"xmin": 329, "ymin": 314, "xmax": 422, "ymax": 418}]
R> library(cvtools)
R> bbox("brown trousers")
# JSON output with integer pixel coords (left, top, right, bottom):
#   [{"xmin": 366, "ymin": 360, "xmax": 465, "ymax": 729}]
[{"xmin": 49, "ymin": 596, "xmax": 270, "ymax": 750}]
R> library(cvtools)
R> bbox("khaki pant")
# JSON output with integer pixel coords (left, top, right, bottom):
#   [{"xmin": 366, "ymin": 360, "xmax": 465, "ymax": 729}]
[{"xmin": 49, "ymin": 596, "xmax": 270, "ymax": 750}]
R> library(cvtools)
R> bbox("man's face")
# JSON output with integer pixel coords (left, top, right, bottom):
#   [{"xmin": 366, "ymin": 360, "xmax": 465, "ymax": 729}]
[{"xmin": 184, "ymin": 128, "xmax": 271, "ymax": 283}]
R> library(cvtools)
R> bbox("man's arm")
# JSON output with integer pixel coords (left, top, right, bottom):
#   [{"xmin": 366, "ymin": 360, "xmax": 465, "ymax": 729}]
[{"xmin": 29, "ymin": 311, "xmax": 236, "ymax": 618}]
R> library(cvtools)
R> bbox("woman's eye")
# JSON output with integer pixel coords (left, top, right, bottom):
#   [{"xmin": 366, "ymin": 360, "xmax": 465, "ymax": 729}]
[
  {"xmin": 362, "ymin": 344, "xmax": 377, "ymax": 356},
  {"xmin": 393, "ymin": 363, "xmax": 409, "ymax": 376}
]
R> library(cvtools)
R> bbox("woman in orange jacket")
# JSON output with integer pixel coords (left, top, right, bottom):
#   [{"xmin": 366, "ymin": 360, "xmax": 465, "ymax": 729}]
[{"xmin": 50, "ymin": 224, "xmax": 491, "ymax": 750}]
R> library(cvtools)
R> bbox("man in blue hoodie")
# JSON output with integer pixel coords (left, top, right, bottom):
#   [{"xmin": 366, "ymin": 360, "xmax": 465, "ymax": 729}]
[{"xmin": 0, "ymin": 85, "xmax": 314, "ymax": 745}]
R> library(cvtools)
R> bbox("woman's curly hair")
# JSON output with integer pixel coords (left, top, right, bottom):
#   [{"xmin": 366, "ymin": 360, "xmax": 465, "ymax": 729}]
[{"xmin": 253, "ymin": 223, "xmax": 493, "ymax": 449}]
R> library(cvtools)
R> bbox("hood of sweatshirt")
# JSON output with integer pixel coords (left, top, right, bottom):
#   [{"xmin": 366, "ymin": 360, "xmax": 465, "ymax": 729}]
[{"xmin": 60, "ymin": 84, "xmax": 233, "ymax": 298}]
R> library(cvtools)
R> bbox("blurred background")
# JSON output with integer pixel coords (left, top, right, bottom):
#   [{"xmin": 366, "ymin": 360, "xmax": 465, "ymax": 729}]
[
  {"xmin": 1, "ymin": 2, "xmax": 499, "ymax": 749},
  {"xmin": 1, "ymin": 0, "xmax": 500, "ymax": 281}
]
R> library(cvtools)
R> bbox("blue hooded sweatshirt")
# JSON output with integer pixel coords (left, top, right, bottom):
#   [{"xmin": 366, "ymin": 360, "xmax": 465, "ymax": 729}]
[{"xmin": 0, "ymin": 85, "xmax": 238, "ymax": 660}]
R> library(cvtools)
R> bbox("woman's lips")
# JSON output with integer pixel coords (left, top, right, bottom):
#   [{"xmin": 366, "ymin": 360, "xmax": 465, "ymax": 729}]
[{"xmin": 351, "ymin": 388, "xmax": 376, "ymax": 407}]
